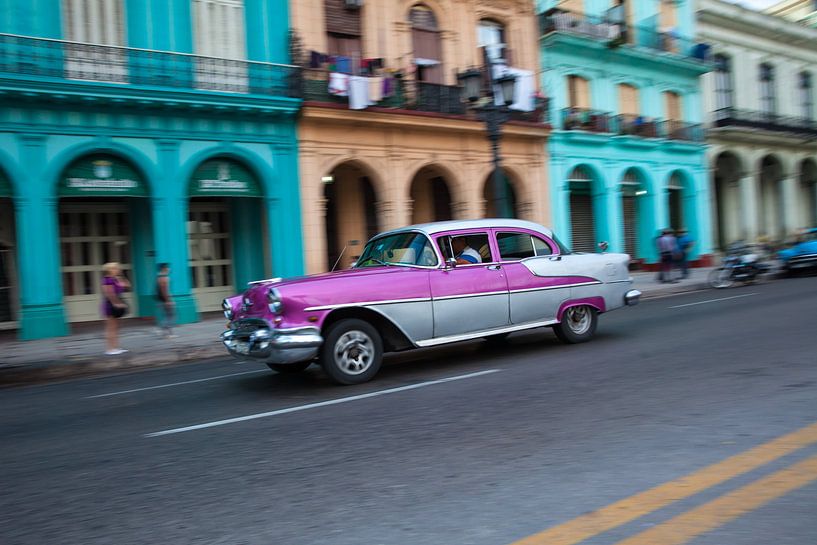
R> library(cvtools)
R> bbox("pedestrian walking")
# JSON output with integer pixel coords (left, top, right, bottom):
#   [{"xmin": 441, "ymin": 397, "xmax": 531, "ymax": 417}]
[
  {"xmin": 155, "ymin": 262, "xmax": 176, "ymax": 338},
  {"xmin": 675, "ymin": 228, "xmax": 694, "ymax": 279},
  {"xmin": 101, "ymin": 262, "xmax": 130, "ymax": 355},
  {"xmin": 656, "ymin": 229, "xmax": 678, "ymax": 283}
]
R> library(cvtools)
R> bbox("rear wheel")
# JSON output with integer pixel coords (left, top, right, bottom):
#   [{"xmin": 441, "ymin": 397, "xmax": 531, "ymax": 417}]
[
  {"xmin": 267, "ymin": 361, "xmax": 312, "ymax": 374},
  {"xmin": 553, "ymin": 305, "xmax": 597, "ymax": 344},
  {"xmin": 320, "ymin": 318, "xmax": 383, "ymax": 385}
]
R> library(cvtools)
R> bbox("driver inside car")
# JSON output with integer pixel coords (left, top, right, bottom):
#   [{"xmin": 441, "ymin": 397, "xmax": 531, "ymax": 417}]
[{"xmin": 451, "ymin": 236, "xmax": 482, "ymax": 265}]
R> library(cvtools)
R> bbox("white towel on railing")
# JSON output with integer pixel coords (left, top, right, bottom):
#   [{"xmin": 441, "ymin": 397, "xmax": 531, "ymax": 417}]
[
  {"xmin": 329, "ymin": 72, "xmax": 349, "ymax": 97},
  {"xmin": 348, "ymin": 76, "xmax": 369, "ymax": 110},
  {"xmin": 508, "ymin": 69, "xmax": 535, "ymax": 112}
]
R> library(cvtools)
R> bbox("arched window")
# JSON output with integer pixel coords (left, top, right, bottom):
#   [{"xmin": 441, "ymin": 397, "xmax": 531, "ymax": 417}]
[
  {"xmin": 567, "ymin": 75, "xmax": 590, "ymax": 109},
  {"xmin": 759, "ymin": 63, "xmax": 776, "ymax": 116},
  {"xmin": 410, "ymin": 4, "xmax": 443, "ymax": 84},
  {"xmin": 477, "ymin": 19, "xmax": 507, "ymax": 63},
  {"xmin": 800, "ymin": 72, "xmax": 813, "ymax": 120},
  {"xmin": 713, "ymin": 54, "xmax": 733, "ymax": 111}
]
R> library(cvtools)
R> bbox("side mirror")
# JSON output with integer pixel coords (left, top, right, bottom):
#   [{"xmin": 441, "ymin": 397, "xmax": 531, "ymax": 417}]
[
  {"xmin": 445, "ymin": 257, "xmax": 458, "ymax": 269},
  {"xmin": 598, "ymin": 241, "xmax": 609, "ymax": 252}
]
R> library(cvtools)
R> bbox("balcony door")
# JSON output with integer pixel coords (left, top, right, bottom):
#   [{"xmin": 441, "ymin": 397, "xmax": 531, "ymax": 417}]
[
  {"xmin": 410, "ymin": 5, "xmax": 443, "ymax": 84},
  {"xmin": 192, "ymin": 0, "xmax": 248, "ymax": 92},
  {"xmin": 62, "ymin": 0, "xmax": 127, "ymax": 83}
]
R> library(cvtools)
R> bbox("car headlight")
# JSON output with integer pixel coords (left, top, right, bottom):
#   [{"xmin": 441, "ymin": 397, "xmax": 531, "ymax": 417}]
[
  {"xmin": 222, "ymin": 299, "xmax": 234, "ymax": 320},
  {"xmin": 267, "ymin": 287, "xmax": 283, "ymax": 314}
]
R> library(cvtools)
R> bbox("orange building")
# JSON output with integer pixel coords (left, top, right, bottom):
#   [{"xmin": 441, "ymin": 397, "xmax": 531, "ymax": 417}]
[{"xmin": 291, "ymin": 0, "xmax": 551, "ymax": 272}]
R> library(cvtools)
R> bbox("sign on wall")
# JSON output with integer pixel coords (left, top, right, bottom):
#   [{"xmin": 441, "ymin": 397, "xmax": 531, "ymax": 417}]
[
  {"xmin": 59, "ymin": 155, "xmax": 147, "ymax": 197},
  {"xmin": 189, "ymin": 159, "xmax": 262, "ymax": 197}
]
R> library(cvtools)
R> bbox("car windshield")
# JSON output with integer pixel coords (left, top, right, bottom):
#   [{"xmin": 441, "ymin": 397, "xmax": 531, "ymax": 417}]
[{"xmin": 354, "ymin": 232, "xmax": 438, "ymax": 268}]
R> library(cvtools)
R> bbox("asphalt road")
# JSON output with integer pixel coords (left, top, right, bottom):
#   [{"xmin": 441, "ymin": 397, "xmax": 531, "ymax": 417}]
[{"xmin": 1, "ymin": 277, "xmax": 816, "ymax": 545}]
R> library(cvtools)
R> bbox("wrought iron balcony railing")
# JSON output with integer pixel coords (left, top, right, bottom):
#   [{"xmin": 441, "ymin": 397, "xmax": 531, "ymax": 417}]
[
  {"xmin": 539, "ymin": 9, "xmax": 710, "ymax": 63},
  {"xmin": 0, "ymin": 33, "xmax": 301, "ymax": 98},
  {"xmin": 561, "ymin": 108, "xmax": 705, "ymax": 142},
  {"xmin": 714, "ymin": 107, "xmax": 817, "ymax": 136}
]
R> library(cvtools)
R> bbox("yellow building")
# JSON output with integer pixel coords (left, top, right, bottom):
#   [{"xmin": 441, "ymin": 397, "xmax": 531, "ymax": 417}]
[{"xmin": 291, "ymin": 0, "xmax": 551, "ymax": 272}]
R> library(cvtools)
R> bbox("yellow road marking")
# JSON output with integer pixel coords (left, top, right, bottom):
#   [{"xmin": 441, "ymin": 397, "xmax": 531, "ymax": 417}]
[
  {"xmin": 509, "ymin": 421, "xmax": 817, "ymax": 545},
  {"xmin": 614, "ymin": 454, "xmax": 817, "ymax": 545}
]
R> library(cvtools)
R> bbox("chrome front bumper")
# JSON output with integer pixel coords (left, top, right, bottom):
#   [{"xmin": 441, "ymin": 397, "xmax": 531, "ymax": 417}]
[
  {"xmin": 221, "ymin": 320, "xmax": 323, "ymax": 364},
  {"xmin": 624, "ymin": 289, "xmax": 642, "ymax": 306}
]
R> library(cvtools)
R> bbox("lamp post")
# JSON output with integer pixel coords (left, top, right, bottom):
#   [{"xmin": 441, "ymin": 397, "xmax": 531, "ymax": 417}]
[{"xmin": 458, "ymin": 65, "xmax": 517, "ymax": 218}]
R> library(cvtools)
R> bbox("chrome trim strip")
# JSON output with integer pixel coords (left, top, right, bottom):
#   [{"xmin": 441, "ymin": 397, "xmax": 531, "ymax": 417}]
[
  {"xmin": 415, "ymin": 318, "xmax": 559, "ymax": 347},
  {"xmin": 304, "ymin": 297, "xmax": 433, "ymax": 312},
  {"xmin": 509, "ymin": 281, "xmax": 602, "ymax": 294},
  {"xmin": 434, "ymin": 290, "xmax": 508, "ymax": 301},
  {"xmin": 606, "ymin": 278, "xmax": 634, "ymax": 284}
]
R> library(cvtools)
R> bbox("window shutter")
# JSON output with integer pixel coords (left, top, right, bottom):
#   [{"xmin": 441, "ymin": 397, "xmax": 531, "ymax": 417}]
[{"xmin": 618, "ymin": 84, "xmax": 639, "ymax": 115}]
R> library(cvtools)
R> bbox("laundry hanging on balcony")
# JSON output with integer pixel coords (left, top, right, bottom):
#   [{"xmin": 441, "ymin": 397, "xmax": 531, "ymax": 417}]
[
  {"xmin": 348, "ymin": 76, "xmax": 369, "ymax": 110},
  {"xmin": 329, "ymin": 72, "xmax": 349, "ymax": 97},
  {"xmin": 491, "ymin": 65, "xmax": 536, "ymax": 112}
]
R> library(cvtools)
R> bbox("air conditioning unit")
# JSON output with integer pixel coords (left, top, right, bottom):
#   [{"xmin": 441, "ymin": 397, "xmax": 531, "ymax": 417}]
[{"xmin": 344, "ymin": 0, "xmax": 363, "ymax": 9}]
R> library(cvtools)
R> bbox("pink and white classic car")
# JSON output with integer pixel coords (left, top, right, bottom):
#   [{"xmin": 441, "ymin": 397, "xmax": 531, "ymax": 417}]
[{"xmin": 221, "ymin": 219, "xmax": 640, "ymax": 384}]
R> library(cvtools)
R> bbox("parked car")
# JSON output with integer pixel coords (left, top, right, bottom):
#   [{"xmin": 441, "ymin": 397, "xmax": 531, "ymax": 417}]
[
  {"xmin": 221, "ymin": 219, "xmax": 641, "ymax": 384},
  {"xmin": 778, "ymin": 228, "xmax": 817, "ymax": 275}
]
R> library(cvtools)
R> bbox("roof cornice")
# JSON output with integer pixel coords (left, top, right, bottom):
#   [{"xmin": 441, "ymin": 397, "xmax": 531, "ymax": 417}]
[{"xmin": 698, "ymin": 0, "xmax": 817, "ymax": 47}]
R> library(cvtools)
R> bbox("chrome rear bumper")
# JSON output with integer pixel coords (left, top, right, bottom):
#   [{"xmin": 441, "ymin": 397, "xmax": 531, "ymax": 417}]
[
  {"xmin": 624, "ymin": 289, "xmax": 641, "ymax": 306},
  {"xmin": 221, "ymin": 320, "xmax": 323, "ymax": 364}
]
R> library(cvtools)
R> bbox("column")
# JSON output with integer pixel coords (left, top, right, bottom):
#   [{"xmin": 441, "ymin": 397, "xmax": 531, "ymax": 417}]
[
  {"xmin": 152, "ymin": 140, "xmax": 197, "ymax": 324},
  {"xmin": 15, "ymin": 135, "xmax": 67, "ymax": 339},
  {"xmin": 780, "ymin": 175, "xmax": 799, "ymax": 236},
  {"xmin": 739, "ymin": 172, "xmax": 758, "ymax": 242},
  {"xmin": 691, "ymin": 167, "xmax": 711, "ymax": 259},
  {"xmin": 602, "ymin": 161, "xmax": 623, "ymax": 253},
  {"xmin": 269, "ymin": 141, "xmax": 305, "ymax": 278}
]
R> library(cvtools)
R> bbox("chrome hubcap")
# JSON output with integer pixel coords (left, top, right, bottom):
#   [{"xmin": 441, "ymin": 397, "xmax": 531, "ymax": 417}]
[
  {"xmin": 334, "ymin": 330, "xmax": 374, "ymax": 375},
  {"xmin": 565, "ymin": 306, "xmax": 592, "ymax": 335}
]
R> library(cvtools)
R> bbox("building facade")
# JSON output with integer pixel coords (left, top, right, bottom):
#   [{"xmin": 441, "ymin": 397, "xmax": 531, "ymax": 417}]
[
  {"xmin": 538, "ymin": 0, "xmax": 711, "ymax": 266},
  {"xmin": 290, "ymin": 0, "xmax": 550, "ymax": 273},
  {"xmin": 766, "ymin": 0, "xmax": 817, "ymax": 27},
  {"xmin": 699, "ymin": 0, "xmax": 817, "ymax": 251},
  {"xmin": 0, "ymin": 0, "xmax": 303, "ymax": 339}
]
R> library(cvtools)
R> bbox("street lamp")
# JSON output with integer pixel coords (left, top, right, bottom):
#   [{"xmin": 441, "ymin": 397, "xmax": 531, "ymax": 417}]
[{"xmin": 458, "ymin": 64, "xmax": 517, "ymax": 218}]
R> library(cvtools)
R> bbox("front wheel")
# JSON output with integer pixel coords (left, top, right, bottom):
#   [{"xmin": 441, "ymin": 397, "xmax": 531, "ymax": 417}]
[
  {"xmin": 553, "ymin": 305, "xmax": 598, "ymax": 344},
  {"xmin": 320, "ymin": 318, "xmax": 383, "ymax": 385},
  {"xmin": 709, "ymin": 267, "xmax": 734, "ymax": 289},
  {"xmin": 267, "ymin": 361, "xmax": 312, "ymax": 374}
]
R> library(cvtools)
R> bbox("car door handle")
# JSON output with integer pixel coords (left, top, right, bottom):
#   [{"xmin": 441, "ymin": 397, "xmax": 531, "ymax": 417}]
[{"xmin": 487, "ymin": 264, "xmax": 502, "ymax": 271}]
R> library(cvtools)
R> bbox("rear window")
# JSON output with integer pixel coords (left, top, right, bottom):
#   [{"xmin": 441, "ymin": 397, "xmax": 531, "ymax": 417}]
[{"xmin": 497, "ymin": 232, "xmax": 554, "ymax": 260}]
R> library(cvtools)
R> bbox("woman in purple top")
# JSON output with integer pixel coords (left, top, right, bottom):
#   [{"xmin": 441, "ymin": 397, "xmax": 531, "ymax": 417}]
[{"xmin": 102, "ymin": 262, "xmax": 131, "ymax": 355}]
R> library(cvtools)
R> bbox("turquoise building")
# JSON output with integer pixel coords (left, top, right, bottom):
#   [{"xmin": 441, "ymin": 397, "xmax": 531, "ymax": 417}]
[
  {"xmin": 538, "ymin": 0, "xmax": 712, "ymax": 266},
  {"xmin": 0, "ymin": 0, "xmax": 303, "ymax": 339}
]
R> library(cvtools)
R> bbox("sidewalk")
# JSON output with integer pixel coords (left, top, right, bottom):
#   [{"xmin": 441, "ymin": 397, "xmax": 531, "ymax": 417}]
[{"xmin": 0, "ymin": 268, "xmax": 720, "ymax": 386}]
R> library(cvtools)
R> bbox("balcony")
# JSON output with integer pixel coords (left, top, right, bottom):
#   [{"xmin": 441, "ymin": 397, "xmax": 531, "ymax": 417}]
[
  {"xmin": 302, "ymin": 68, "xmax": 550, "ymax": 124},
  {"xmin": 714, "ymin": 108, "xmax": 817, "ymax": 137},
  {"xmin": 561, "ymin": 108, "xmax": 705, "ymax": 142},
  {"xmin": 0, "ymin": 33, "xmax": 301, "ymax": 110},
  {"xmin": 539, "ymin": 9, "xmax": 710, "ymax": 64}
]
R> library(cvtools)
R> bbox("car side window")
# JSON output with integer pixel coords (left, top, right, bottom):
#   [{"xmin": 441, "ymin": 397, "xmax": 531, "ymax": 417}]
[
  {"xmin": 533, "ymin": 236, "xmax": 553, "ymax": 256},
  {"xmin": 437, "ymin": 233, "xmax": 492, "ymax": 264},
  {"xmin": 497, "ymin": 232, "xmax": 536, "ymax": 260}
]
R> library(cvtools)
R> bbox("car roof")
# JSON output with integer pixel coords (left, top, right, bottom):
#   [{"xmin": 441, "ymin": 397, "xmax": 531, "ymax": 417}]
[{"xmin": 377, "ymin": 219, "xmax": 555, "ymax": 238}]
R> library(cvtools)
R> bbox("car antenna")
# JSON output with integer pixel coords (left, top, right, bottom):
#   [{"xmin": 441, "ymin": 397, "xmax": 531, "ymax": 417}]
[{"xmin": 331, "ymin": 244, "xmax": 347, "ymax": 272}]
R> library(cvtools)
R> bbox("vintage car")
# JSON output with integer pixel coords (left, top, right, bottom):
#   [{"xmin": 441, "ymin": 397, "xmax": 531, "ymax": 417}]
[
  {"xmin": 221, "ymin": 219, "xmax": 641, "ymax": 384},
  {"xmin": 778, "ymin": 228, "xmax": 817, "ymax": 275}
]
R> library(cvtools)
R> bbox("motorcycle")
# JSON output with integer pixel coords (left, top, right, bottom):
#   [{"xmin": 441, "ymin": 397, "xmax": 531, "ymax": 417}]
[{"xmin": 708, "ymin": 242, "xmax": 771, "ymax": 289}]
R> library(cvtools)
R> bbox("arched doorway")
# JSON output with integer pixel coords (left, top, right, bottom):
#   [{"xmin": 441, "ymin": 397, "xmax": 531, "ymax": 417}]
[
  {"xmin": 188, "ymin": 157, "xmax": 265, "ymax": 312},
  {"xmin": 619, "ymin": 168, "xmax": 653, "ymax": 262},
  {"xmin": 713, "ymin": 151, "xmax": 742, "ymax": 249},
  {"xmin": 324, "ymin": 161, "xmax": 379, "ymax": 270},
  {"xmin": 799, "ymin": 159, "xmax": 817, "ymax": 228},
  {"xmin": 483, "ymin": 168, "xmax": 519, "ymax": 218},
  {"xmin": 0, "ymin": 169, "xmax": 17, "ymax": 328},
  {"xmin": 57, "ymin": 154, "xmax": 152, "ymax": 322},
  {"xmin": 566, "ymin": 165, "xmax": 599, "ymax": 252},
  {"xmin": 759, "ymin": 155, "xmax": 784, "ymax": 242},
  {"xmin": 410, "ymin": 166, "xmax": 453, "ymax": 224}
]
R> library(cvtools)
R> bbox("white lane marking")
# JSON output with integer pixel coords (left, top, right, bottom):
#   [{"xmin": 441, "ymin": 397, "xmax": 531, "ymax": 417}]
[
  {"xmin": 668, "ymin": 292, "xmax": 759, "ymax": 309},
  {"xmin": 85, "ymin": 370, "xmax": 268, "ymax": 399},
  {"xmin": 145, "ymin": 369, "xmax": 502, "ymax": 437}
]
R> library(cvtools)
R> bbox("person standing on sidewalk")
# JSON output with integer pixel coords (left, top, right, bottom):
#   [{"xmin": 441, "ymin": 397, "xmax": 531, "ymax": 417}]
[
  {"xmin": 675, "ymin": 229, "xmax": 694, "ymax": 279},
  {"xmin": 102, "ymin": 262, "xmax": 130, "ymax": 355},
  {"xmin": 155, "ymin": 263, "xmax": 176, "ymax": 339},
  {"xmin": 656, "ymin": 229, "xmax": 679, "ymax": 283}
]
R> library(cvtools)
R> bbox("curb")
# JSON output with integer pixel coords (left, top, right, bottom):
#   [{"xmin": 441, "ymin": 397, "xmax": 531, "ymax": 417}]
[{"xmin": 0, "ymin": 344, "xmax": 226, "ymax": 387}]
